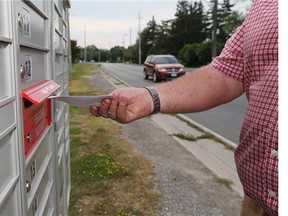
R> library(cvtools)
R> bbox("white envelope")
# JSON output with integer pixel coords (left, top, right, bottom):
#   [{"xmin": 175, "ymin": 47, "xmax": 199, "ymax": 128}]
[{"xmin": 49, "ymin": 95, "xmax": 113, "ymax": 107}]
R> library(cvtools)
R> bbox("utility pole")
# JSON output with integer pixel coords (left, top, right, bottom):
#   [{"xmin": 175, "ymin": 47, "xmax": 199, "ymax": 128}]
[
  {"xmin": 129, "ymin": 27, "xmax": 132, "ymax": 62},
  {"xmin": 138, "ymin": 11, "xmax": 142, "ymax": 65},
  {"xmin": 212, "ymin": 0, "xmax": 218, "ymax": 59},
  {"xmin": 84, "ymin": 25, "xmax": 87, "ymax": 62},
  {"xmin": 130, "ymin": 26, "xmax": 132, "ymax": 48}
]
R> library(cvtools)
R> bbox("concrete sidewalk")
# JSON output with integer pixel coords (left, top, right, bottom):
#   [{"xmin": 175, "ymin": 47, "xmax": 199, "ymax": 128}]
[
  {"xmin": 100, "ymin": 66, "xmax": 243, "ymax": 197},
  {"xmin": 152, "ymin": 114, "xmax": 243, "ymax": 196}
]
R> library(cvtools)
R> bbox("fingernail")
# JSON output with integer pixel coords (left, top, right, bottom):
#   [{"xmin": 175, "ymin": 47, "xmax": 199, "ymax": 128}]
[{"xmin": 103, "ymin": 100, "xmax": 109, "ymax": 105}]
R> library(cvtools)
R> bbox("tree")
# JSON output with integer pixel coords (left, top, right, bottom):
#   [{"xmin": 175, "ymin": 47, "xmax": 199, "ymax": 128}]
[
  {"xmin": 187, "ymin": 1, "xmax": 209, "ymax": 43},
  {"xmin": 178, "ymin": 43, "xmax": 199, "ymax": 66},
  {"xmin": 70, "ymin": 40, "xmax": 81, "ymax": 64},
  {"xmin": 208, "ymin": 0, "xmax": 234, "ymax": 56},
  {"xmin": 153, "ymin": 19, "xmax": 174, "ymax": 55},
  {"xmin": 169, "ymin": 0, "xmax": 190, "ymax": 55},
  {"xmin": 80, "ymin": 45, "xmax": 98, "ymax": 62},
  {"xmin": 86, "ymin": 45, "xmax": 98, "ymax": 62},
  {"xmin": 217, "ymin": 0, "xmax": 235, "ymax": 43},
  {"xmin": 141, "ymin": 16, "xmax": 159, "ymax": 59},
  {"xmin": 123, "ymin": 40, "xmax": 140, "ymax": 63},
  {"xmin": 222, "ymin": 11, "xmax": 245, "ymax": 38},
  {"xmin": 110, "ymin": 46, "xmax": 123, "ymax": 62},
  {"xmin": 157, "ymin": 0, "xmax": 208, "ymax": 57},
  {"xmin": 178, "ymin": 41, "xmax": 212, "ymax": 67},
  {"xmin": 92, "ymin": 49, "xmax": 110, "ymax": 62}
]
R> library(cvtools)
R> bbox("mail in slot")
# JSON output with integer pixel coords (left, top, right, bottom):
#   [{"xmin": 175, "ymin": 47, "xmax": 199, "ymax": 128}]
[{"xmin": 21, "ymin": 80, "xmax": 60, "ymax": 157}]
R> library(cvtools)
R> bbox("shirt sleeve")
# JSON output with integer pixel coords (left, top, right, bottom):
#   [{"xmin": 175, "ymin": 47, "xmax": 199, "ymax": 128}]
[{"xmin": 210, "ymin": 20, "xmax": 246, "ymax": 82}]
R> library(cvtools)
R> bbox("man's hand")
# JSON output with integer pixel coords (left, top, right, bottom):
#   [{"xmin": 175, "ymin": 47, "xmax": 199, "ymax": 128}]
[{"xmin": 90, "ymin": 87, "xmax": 154, "ymax": 123}]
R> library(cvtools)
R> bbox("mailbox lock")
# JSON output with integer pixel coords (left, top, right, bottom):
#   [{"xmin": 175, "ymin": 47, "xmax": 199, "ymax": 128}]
[
  {"xmin": 32, "ymin": 197, "xmax": 38, "ymax": 216},
  {"xmin": 20, "ymin": 65, "xmax": 26, "ymax": 80},
  {"xmin": 31, "ymin": 161, "xmax": 36, "ymax": 180},
  {"xmin": 27, "ymin": 133, "xmax": 32, "ymax": 143},
  {"xmin": 18, "ymin": 13, "xmax": 24, "ymax": 28},
  {"xmin": 26, "ymin": 180, "xmax": 31, "ymax": 193}
]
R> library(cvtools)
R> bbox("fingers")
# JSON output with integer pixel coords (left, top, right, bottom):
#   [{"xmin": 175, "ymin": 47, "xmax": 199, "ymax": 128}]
[
  {"xmin": 115, "ymin": 96, "xmax": 128, "ymax": 123},
  {"xmin": 90, "ymin": 105, "xmax": 100, "ymax": 117},
  {"xmin": 107, "ymin": 95, "xmax": 119, "ymax": 120},
  {"xmin": 90, "ymin": 95, "xmax": 130, "ymax": 123},
  {"xmin": 90, "ymin": 98, "xmax": 111, "ymax": 118}
]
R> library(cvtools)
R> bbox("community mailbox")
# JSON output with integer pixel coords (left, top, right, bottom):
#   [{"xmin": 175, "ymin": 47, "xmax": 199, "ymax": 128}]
[{"xmin": 0, "ymin": 0, "xmax": 71, "ymax": 215}]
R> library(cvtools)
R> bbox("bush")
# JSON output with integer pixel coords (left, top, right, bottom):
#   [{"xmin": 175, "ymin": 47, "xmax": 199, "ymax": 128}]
[
  {"xmin": 179, "ymin": 44, "xmax": 199, "ymax": 66},
  {"xmin": 179, "ymin": 41, "xmax": 218, "ymax": 67},
  {"xmin": 195, "ymin": 41, "xmax": 212, "ymax": 65}
]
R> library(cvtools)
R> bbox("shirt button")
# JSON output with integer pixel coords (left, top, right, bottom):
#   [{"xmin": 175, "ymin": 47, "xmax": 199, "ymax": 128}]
[{"xmin": 271, "ymin": 149, "xmax": 278, "ymax": 157}]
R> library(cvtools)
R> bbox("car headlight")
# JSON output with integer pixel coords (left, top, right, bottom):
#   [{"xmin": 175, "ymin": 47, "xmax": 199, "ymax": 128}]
[
  {"xmin": 179, "ymin": 67, "xmax": 185, "ymax": 72},
  {"xmin": 158, "ymin": 67, "xmax": 166, "ymax": 72}
]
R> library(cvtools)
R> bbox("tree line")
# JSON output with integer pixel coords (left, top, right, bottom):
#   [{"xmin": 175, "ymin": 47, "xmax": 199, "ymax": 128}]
[{"xmin": 71, "ymin": 0, "xmax": 247, "ymax": 67}]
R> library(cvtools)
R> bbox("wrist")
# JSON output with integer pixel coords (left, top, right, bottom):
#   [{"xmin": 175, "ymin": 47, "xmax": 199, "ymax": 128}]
[{"xmin": 143, "ymin": 86, "xmax": 161, "ymax": 115}]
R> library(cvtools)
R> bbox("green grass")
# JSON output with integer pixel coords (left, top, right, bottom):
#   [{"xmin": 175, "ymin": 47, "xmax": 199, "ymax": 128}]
[
  {"xmin": 214, "ymin": 177, "xmax": 233, "ymax": 190},
  {"xmin": 72, "ymin": 153, "xmax": 129, "ymax": 183},
  {"xmin": 173, "ymin": 114, "xmax": 236, "ymax": 151},
  {"xmin": 173, "ymin": 133, "xmax": 220, "ymax": 142},
  {"xmin": 173, "ymin": 133, "xmax": 198, "ymax": 141}
]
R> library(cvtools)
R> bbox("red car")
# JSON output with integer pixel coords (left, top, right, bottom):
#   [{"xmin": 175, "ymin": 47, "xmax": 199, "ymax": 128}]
[{"xmin": 143, "ymin": 54, "xmax": 186, "ymax": 82}]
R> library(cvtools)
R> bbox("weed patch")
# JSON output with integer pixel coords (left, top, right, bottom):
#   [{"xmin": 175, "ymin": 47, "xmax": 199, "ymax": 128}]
[
  {"xmin": 72, "ymin": 153, "xmax": 129, "ymax": 183},
  {"xmin": 173, "ymin": 115, "xmax": 235, "ymax": 151},
  {"xmin": 214, "ymin": 177, "xmax": 233, "ymax": 190},
  {"xmin": 173, "ymin": 133, "xmax": 213, "ymax": 141}
]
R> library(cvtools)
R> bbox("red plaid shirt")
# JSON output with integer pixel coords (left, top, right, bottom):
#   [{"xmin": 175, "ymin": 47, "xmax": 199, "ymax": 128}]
[{"xmin": 211, "ymin": 0, "xmax": 278, "ymax": 215}]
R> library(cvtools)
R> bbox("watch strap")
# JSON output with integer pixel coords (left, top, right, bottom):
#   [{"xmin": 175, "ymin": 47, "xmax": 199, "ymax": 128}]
[{"xmin": 144, "ymin": 86, "xmax": 161, "ymax": 115}]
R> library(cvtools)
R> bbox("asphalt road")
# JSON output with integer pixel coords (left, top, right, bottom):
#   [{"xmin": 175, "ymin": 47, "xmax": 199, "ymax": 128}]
[{"xmin": 100, "ymin": 63, "xmax": 248, "ymax": 145}]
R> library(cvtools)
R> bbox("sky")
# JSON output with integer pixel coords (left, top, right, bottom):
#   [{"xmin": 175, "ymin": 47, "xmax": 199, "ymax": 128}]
[{"xmin": 69, "ymin": 0, "xmax": 252, "ymax": 49}]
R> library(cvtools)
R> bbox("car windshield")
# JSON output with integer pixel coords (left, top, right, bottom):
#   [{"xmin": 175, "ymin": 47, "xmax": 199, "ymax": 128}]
[{"xmin": 154, "ymin": 56, "xmax": 179, "ymax": 64}]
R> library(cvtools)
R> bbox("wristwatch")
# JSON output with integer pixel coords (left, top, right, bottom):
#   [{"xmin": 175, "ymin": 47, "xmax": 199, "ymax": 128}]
[{"xmin": 144, "ymin": 86, "xmax": 161, "ymax": 115}]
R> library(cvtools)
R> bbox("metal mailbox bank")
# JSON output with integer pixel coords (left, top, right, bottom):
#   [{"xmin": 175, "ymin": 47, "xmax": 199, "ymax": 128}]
[{"xmin": 0, "ymin": 0, "xmax": 71, "ymax": 215}]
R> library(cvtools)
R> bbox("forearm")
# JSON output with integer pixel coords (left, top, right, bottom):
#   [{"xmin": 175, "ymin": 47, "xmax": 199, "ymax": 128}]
[
  {"xmin": 90, "ymin": 65, "xmax": 244, "ymax": 123},
  {"xmin": 154, "ymin": 65, "xmax": 244, "ymax": 113}
]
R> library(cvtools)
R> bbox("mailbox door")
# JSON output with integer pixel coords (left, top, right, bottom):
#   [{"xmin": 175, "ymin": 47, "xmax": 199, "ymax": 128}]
[{"xmin": 0, "ymin": 2, "xmax": 22, "ymax": 214}]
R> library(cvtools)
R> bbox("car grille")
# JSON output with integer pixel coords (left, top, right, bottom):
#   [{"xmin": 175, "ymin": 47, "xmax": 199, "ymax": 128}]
[{"xmin": 166, "ymin": 68, "xmax": 180, "ymax": 73}]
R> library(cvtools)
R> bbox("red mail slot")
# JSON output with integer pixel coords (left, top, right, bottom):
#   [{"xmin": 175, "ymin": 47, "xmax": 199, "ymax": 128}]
[{"xmin": 22, "ymin": 80, "xmax": 60, "ymax": 157}]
